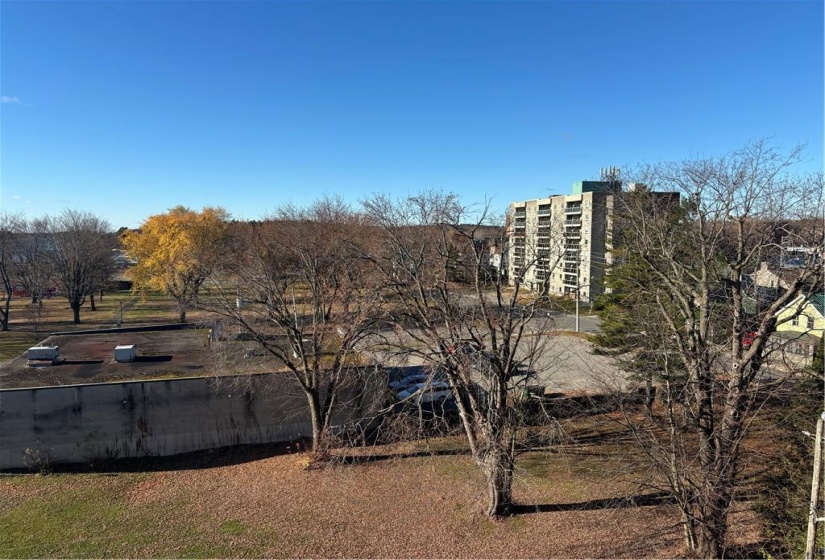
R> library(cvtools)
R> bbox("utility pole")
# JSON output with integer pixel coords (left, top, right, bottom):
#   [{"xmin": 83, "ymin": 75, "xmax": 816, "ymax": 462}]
[
  {"xmin": 805, "ymin": 411, "xmax": 825, "ymax": 560},
  {"xmin": 575, "ymin": 283, "xmax": 588, "ymax": 333},
  {"xmin": 575, "ymin": 291, "xmax": 579, "ymax": 332}
]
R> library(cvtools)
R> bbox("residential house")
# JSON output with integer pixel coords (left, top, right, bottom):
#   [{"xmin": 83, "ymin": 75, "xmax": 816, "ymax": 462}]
[
  {"xmin": 771, "ymin": 293, "xmax": 824, "ymax": 365},
  {"xmin": 775, "ymin": 293, "xmax": 825, "ymax": 339}
]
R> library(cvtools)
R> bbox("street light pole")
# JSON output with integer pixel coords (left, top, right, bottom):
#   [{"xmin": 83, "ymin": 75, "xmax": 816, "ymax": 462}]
[
  {"xmin": 575, "ymin": 289, "xmax": 580, "ymax": 333},
  {"xmin": 575, "ymin": 283, "xmax": 588, "ymax": 333}
]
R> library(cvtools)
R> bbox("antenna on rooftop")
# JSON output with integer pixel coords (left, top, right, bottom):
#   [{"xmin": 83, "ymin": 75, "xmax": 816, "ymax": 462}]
[{"xmin": 600, "ymin": 166, "xmax": 621, "ymax": 182}]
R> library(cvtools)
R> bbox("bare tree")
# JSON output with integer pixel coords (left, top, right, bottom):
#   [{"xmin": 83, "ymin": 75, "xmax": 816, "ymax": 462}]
[
  {"xmin": 48, "ymin": 210, "xmax": 113, "ymax": 324},
  {"xmin": 13, "ymin": 217, "xmax": 54, "ymax": 309},
  {"xmin": 600, "ymin": 141, "xmax": 824, "ymax": 557},
  {"xmin": 0, "ymin": 213, "xmax": 24, "ymax": 331},
  {"xmin": 203, "ymin": 197, "xmax": 384, "ymax": 460},
  {"xmin": 86, "ymin": 238, "xmax": 116, "ymax": 312},
  {"xmin": 362, "ymin": 191, "xmax": 560, "ymax": 516}
]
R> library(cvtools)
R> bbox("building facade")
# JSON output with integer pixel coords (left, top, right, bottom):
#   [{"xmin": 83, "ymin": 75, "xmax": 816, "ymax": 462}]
[{"xmin": 507, "ymin": 180, "xmax": 619, "ymax": 302}]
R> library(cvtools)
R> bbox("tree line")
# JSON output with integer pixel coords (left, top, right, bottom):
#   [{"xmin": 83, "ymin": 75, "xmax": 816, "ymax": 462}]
[{"xmin": 0, "ymin": 209, "xmax": 115, "ymax": 329}]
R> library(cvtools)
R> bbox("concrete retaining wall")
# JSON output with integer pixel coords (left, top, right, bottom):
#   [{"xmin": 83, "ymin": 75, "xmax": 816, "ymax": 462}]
[{"xmin": 0, "ymin": 372, "xmax": 377, "ymax": 470}]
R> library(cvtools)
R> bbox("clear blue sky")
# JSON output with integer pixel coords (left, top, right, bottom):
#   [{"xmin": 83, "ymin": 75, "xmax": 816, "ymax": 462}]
[{"xmin": 1, "ymin": 0, "xmax": 822, "ymax": 228}]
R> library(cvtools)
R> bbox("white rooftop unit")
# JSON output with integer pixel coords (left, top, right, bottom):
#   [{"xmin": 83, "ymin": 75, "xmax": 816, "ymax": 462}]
[
  {"xmin": 114, "ymin": 344, "xmax": 137, "ymax": 363},
  {"xmin": 27, "ymin": 346, "xmax": 59, "ymax": 361}
]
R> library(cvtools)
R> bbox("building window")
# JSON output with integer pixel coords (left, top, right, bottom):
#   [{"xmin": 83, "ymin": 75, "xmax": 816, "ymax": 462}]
[
  {"xmin": 807, "ymin": 316, "xmax": 815, "ymax": 330},
  {"xmin": 792, "ymin": 316, "xmax": 800, "ymax": 327}
]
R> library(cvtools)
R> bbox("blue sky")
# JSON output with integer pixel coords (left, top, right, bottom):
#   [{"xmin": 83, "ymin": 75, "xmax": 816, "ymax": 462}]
[{"xmin": 1, "ymin": 0, "xmax": 822, "ymax": 228}]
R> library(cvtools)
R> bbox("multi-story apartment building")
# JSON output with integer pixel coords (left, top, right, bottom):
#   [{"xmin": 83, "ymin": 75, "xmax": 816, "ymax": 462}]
[
  {"xmin": 507, "ymin": 179, "xmax": 679, "ymax": 302},
  {"xmin": 506, "ymin": 180, "xmax": 618, "ymax": 302}
]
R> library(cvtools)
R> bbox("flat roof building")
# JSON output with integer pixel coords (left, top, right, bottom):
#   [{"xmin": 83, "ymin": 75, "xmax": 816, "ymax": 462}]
[{"xmin": 506, "ymin": 178, "xmax": 678, "ymax": 302}]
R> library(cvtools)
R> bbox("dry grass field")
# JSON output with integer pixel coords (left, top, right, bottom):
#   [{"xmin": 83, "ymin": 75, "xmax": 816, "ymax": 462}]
[
  {"xmin": 0, "ymin": 416, "xmax": 768, "ymax": 559},
  {"xmin": 0, "ymin": 290, "xmax": 216, "ymax": 361}
]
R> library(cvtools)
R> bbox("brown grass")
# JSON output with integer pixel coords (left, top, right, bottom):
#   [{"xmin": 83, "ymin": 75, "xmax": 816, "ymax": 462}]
[{"xmin": 0, "ymin": 415, "xmax": 772, "ymax": 558}]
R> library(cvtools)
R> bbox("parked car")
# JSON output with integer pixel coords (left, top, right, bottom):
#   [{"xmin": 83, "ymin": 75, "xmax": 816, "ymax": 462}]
[
  {"xmin": 389, "ymin": 374, "xmax": 430, "ymax": 390},
  {"xmin": 389, "ymin": 370, "xmax": 447, "ymax": 390},
  {"xmin": 396, "ymin": 381, "xmax": 452, "ymax": 404}
]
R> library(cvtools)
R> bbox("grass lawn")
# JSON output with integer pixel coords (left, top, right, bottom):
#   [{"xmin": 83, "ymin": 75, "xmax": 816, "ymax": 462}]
[
  {"xmin": 3, "ymin": 290, "xmax": 216, "ymax": 336},
  {"xmin": 0, "ymin": 331, "xmax": 39, "ymax": 362},
  {"xmin": 0, "ymin": 416, "xmax": 767, "ymax": 558}
]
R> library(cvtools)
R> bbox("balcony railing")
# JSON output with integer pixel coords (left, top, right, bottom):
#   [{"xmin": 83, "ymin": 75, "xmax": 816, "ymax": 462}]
[
  {"xmin": 565, "ymin": 219, "xmax": 582, "ymax": 227},
  {"xmin": 565, "ymin": 206, "xmax": 582, "ymax": 215},
  {"xmin": 537, "ymin": 208, "xmax": 551, "ymax": 216}
]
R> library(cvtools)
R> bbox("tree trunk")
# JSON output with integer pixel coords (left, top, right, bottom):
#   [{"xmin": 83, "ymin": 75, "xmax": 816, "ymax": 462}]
[
  {"xmin": 307, "ymin": 390, "xmax": 330, "ymax": 462},
  {"xmin": 72, "ymin": 303, "xmax": 81, "ymax": 324},
  {"xmin": 481, "ymin": 444, "xmax": 515, "ymax": 517},
  {"xmin": 1, "ymin": 291, "xmax": 10, "ymax": 331},
  {"xmin": 178, "ymin": 307, "xmax": 186, "ymax": 323},
  {"xmin": 90, "ymin": 293, "xmax": 97, "ymax": 311},
  {"xmin": 693, "ymin": 464, "xmax": 734, "ymax": 558}
]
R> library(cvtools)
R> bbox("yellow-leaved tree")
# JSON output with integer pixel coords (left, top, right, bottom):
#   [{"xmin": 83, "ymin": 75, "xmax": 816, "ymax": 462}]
[{"xmin": 122, "ymin": 206, "xmax": 230, "ymax": 322}]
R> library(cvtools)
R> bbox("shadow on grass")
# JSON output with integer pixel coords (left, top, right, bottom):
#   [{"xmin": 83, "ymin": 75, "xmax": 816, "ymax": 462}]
[
  {"xmin": 724, "ymin": 542, "xmax": 769, "ymax": 559},
  {"xmin": 331, "ymin": 447, "xmax": 469, "ymax": 465},
  {"xmin": 35, "ymin": 441, "xmax": 303, "ymax": 474},
  {"xmin": 511, "ymin": 490, "xmax": 674, "ymax": 514}
]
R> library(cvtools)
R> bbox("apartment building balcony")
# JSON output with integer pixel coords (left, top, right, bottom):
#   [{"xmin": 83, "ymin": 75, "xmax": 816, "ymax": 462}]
[
  {"xmin": 565, "ymin": 205, "xmax": 582, "ymax": 215},
  {"xmin": 537, "ymin": 207, "xmax": 551, "ymax": 216},
  {"xmin": 563, "ymin": 275, "xmax": 578, "ymax": 287},
  {"xmin": 565, "ymin": 230, "xmax": 581, "ymax": 239},
  {"xmin": 563, "ymin": 253, "xmax": 579, "ymax": 263},
  {"xmin": 564, "ymin": 219, "xmax": 582, "ymax": 227}
]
